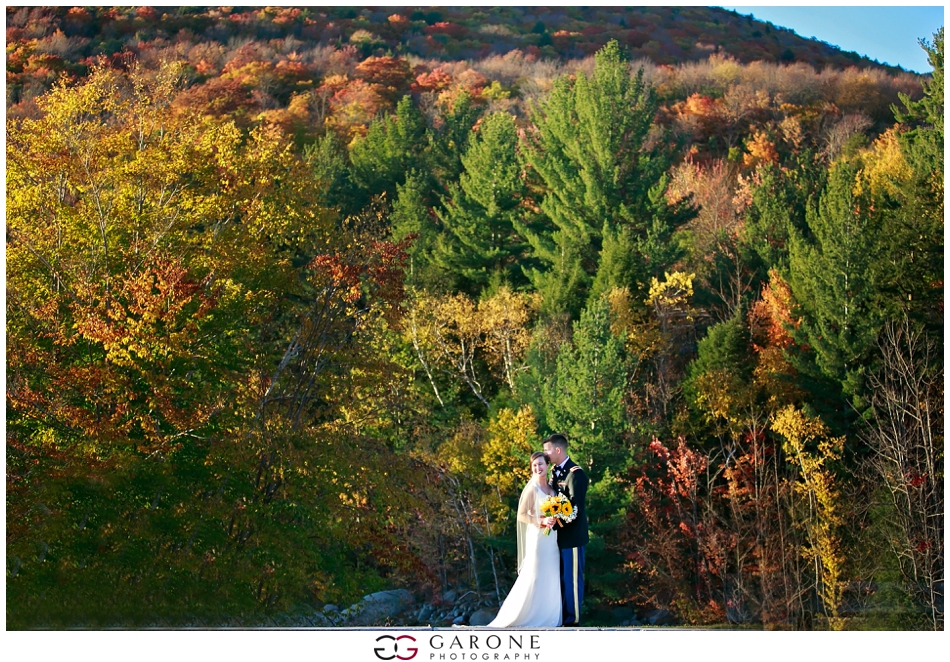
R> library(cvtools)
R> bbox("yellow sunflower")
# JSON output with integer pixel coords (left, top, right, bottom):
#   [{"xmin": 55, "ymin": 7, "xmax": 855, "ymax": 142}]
[{"xmin": 560, "ymin": 500, "xmax": 573, "ymax": 518}]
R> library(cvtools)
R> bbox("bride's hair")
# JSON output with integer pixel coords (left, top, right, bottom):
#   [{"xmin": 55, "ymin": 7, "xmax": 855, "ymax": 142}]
[{"xmin": 530, "ymin": 451, "xmax": 550, "ymax": 466}]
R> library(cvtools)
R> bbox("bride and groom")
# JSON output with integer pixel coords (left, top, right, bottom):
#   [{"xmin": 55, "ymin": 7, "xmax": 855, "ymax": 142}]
[{"xmin": 488, "ymin": 433, "xmax": 589, "ymax": 628}]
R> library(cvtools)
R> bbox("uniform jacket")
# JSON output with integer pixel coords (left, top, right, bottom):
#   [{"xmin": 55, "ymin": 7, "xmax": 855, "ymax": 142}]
[{"xmin": 549, "ymin": 458, "xmax": 589, "ymax": 549}]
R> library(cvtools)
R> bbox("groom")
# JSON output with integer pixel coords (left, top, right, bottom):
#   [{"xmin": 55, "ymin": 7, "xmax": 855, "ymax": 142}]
[{"xmin": 542, "ymin": 433, "xmax": 589, "ymax": 627}]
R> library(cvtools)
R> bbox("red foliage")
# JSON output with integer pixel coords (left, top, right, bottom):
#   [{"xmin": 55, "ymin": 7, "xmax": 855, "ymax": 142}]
[
  {"xmin": 617, "ymin": 436, "xmax": 745, "ymax": 622},
  {"xmin": 424, "ymin": 22, "xmax": 468, "ymax": 39},
  {"xmin": 624, "ymin": 30, "xmax": 651, "ymax": 49},
  {"xmin": 411, "ymin": 67, "xmax": 453, "ymax": 94},
  {"xmin": 173, "ymin": 77, "xmax": 257, "ymax": 119},
  {"xmin": 135, "ymin": 6, "xmax": 157, "ymax": 22},
  {"xmin": 309, "ymin": 237, "xmax": 411, "ymax": 320},
  {"xmin": 748, "ymin": 270, "xmax": 798, "ymax": 352},
  {"xmin": 355, "ymin": 56, "xmax": 412, "ymax": 101}
]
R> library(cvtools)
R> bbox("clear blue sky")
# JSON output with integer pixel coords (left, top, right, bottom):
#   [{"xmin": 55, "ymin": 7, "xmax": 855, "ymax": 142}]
[{"xmin": 717, "ymin": 5, "xmax": 944, "ymax": 73}]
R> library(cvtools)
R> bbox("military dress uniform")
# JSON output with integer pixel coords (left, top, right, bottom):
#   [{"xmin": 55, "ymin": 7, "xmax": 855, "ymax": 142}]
[{"xmin": 550, "ymin": 457, "xmax": 589, "ymax": 626}]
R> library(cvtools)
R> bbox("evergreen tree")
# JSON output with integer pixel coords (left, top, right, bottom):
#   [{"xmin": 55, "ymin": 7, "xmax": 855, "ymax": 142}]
[
  {"xmin": 426, "ymin": 90, "xmax": 485, "ymax": 191},
  {"xmin": 391, "ymin": 169, "xmax": 447, "ymax": 291},
  {"xmin": 786, "ymin": 160, "xmax": 882, "ymax": 407},
  {"xmin": 541, "ymin": 294, "xmax": 629, "ymax": 481},
  {"xmin": 886, "ymin": 29, "xmax": 944, "ymax": 334},
  {"xmin": 304, "ymin": 131, "xmax": 361, "ymax": 217},
  {"xmin": 433, "ymin": 112, "xmax": 528, "ymax": 294},
  {"xmin": 685, "ymin": 310, "xmax": 752, "ymax": 390},
  {"xmin": 893, "ymin": 29, "xmax": 944, "ymax": 182},
  {"xmin": 520, "ymin": 40, "xmax": 694, "ymax": 317},
  {"xmin": 349, "ymin": 95, "xmax": 427, "ymax": 200},
  {"xmin": 741, "ymin": 154, "xmax": 825, "ymax": 276}
]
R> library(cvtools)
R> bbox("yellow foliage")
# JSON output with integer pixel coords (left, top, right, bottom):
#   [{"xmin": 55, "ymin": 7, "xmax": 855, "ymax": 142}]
[
  {"xmin": 607, "ymin": 287, "xmax": 637, "ymax": 337},
  {"xmin": 482, "ymin": 406, "xmax": 538, "ymax": 494},
  {"xmin": 405, "ymin": 287, "xmax": 536, "ymax": 402},
  {"xmin": 6, "ymin": 61, "xmax": 332, "ymax": 447},
  {"xmin": 752, "ymin": 346, "xmax": 802, "ymax": 407},
  {"xmin": 482, "ymin": 80, "xmax": 511, "ymax": 100},
  {"xmin": 771, "ymin": 406, "xmax": 847, "ymax": 629},
  {"xmin": 436, "ymin": 420, "xmax": 485, "ymax": 476},
  {"xmin": 854, "ymin": 128, "xmax": 913, "ymax": 199},
  {"xmin": 648, "ymin": 271, "xmax": 696, "ymax": 325},
  {"xmin": 742, "ymin": 130, "xmax": 779, "ymax": 169},
  {"xmin": 477, "ymin": 287, "xmax": 539, "ymax": 389},
  {"xmin": 648, "ymin": 271, "xmax": 695, "ymax": 308},
  {"xmin": 707, "ymin": 53, "xmax": 743, "ymax": 88},
  {"xmin": 692, "ymin": 369, "xmax": 752, "ymax": 431}
]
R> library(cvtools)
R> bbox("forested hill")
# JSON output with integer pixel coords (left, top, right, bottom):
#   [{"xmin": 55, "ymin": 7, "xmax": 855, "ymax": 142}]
[
  {"xmin": 6, "ymin": 5, "xmax": 943, "ymax": 633},
  {"xmin": 6, "ymin": 5, "xmax": 914, "ymax": 111}
]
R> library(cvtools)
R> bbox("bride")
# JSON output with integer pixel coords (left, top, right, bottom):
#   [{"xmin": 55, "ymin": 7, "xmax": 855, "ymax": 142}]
[{"xmin": 488, "ymin": 451, "xmax": 562, "ymax": 628}]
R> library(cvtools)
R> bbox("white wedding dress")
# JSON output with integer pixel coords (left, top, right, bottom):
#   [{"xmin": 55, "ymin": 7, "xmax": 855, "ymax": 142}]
[{"xmin": 487, "ymin": 477, "xmax": 562, "ymax": 627}]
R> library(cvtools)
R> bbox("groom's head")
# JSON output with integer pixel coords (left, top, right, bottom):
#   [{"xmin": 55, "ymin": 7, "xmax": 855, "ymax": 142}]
[{"xmin": 542, "ymin": 434, "xmax": 569, "ymax": 465}]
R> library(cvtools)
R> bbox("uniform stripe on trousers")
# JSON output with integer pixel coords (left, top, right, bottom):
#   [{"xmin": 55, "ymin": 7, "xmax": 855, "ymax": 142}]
[{"xmin": 572, "ymin": 548, "xmax": 580, "ymax": 625}]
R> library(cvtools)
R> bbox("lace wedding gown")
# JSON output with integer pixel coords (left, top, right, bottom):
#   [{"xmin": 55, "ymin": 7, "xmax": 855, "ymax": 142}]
[{"xmin": 487, "ymin": 478, "xmax": 562, "ymax": 627}]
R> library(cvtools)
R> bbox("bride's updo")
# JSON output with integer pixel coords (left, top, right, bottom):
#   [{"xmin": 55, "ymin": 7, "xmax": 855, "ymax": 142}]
[{"xmin": 530, "ymin": 451, "xmax": 550, "ymax": 466}]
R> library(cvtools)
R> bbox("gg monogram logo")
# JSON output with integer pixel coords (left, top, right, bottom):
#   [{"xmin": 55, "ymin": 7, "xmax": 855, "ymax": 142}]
[{"xmin": 374, "ymin": 634, "xmax": 418, "ymax": 660}]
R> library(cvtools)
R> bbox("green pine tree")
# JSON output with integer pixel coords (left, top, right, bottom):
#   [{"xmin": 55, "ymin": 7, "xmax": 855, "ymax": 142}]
[
  {"xmin": 541, "ymin": 294, "xmax": 629, "ymax": 481},
  {"xmin": 433, "ymin": 112, "xmax": 528, "ymax": 294},
  {"xmin": 885, "ymin": 29, "xmax": 944, "ymax": 333},
  {"xmin": 426, "ymin": 90, "xmax": 485, "ymax": 191},
  {"xmin": 349, "ymin": 95, "xmax": 427, "ymax": 200},
  {"xmin": 391, "ymin": 169, "xmax": 447, "ymax": 291},
  {"xmin": 520, "ymin": 39, "xmax": 693, "ymax": 318},
  {"xmin": 304, "ymin": 131, "xmax": 360, "ymax": 217},
  {"xmin": 893, "ymin": 29, "xmax": 944, "ymax": 181},
  {"xmin": 786, "ymin": 160, "xmax": 882, "ymax": 407},
  {"xmin": 742, "ymin": 154, "xmax": 825, "ymax": 276}
]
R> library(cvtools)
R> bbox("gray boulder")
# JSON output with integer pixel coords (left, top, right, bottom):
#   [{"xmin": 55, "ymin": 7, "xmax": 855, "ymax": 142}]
[
  {"xmin": 346, "ymin": 589, "xmax": 415, "ymax": 626},
  {"xmin": 612, "ymin": 606, "xmax": 634, "ymax": 623},
  {"xmin": 309, "ymin": 612, "xmax": 333, "ymax": 627},
  {"xmin": 417, "ymin": 604, "xmax": 435, "ymax": 621},
  {"xmin": 468, "ymin": 608, "xmax": 497, "ymax": 626},
  {"xmin": 644, "ymin": 608, "xmax": 675, "ymax": 626}
]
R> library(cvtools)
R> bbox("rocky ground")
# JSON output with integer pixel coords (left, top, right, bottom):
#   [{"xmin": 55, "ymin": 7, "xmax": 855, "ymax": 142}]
[{"xmin": 278, "ymin": 587, "xmax": 677, "ymax": 629}]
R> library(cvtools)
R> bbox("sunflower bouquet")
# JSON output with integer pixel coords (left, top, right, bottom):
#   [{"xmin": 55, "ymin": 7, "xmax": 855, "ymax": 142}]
[{"xmin": 539, "ymin": 493, "xmax": 577, "ymax": 536}]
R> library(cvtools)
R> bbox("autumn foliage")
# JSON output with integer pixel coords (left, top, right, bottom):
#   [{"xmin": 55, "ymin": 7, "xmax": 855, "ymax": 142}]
[{"xmin": 6, "ymin": 8, "xmax": 943, "ymax": 631}]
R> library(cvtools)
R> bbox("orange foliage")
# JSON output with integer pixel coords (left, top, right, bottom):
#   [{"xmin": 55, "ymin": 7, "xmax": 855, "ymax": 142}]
[
  {"xmin": 173, "ymin": 77, "xmax": 256, "ymax": 120},
  {"xmin": 135, "ymin": 6, "xmax": 157, "ymax": 21},
  {"xmin": 747, "ymin": 271, "xmax": 804, "ymax": 407},
  {"xmin": 355, "ymin": 56, "xmax": 413, "ymax": 102},
  {"xmin": 319, "ymin": 76, "xmax": 385, "ymax": 139},
  {"xmin": 424, "ymin": 22, "xmax": 468, "ymax": 39},
  {"xmin": 412, "ymin": 67, "xmax": 454, "ymax": 94},
  {"xmin": 742, "ymin": 130, "xmax": 779, "ymax": 169},
  {"xmin": 748, "ymin": 270, "xmax": 798, "ymax": 352}
]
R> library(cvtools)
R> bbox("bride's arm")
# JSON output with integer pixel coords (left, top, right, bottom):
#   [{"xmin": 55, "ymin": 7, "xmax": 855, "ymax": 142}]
[{"xmin": 517, "ymin": 490, "xmax": 541, "ymax": 527}]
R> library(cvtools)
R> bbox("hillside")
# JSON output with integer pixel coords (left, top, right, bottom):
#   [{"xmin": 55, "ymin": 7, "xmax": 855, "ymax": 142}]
[
  {"xmin": 6, "ymin": 6, "xmax": 943, "ymax": 631},
  {"xmin": 7, "ymin": 5, "xmax": 917, "ymax": 110}
]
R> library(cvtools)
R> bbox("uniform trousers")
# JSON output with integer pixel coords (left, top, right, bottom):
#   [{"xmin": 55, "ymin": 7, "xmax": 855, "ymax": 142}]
[{"xmin": 559, "ymin": 545, "xmax": 585, "ymax": 625}]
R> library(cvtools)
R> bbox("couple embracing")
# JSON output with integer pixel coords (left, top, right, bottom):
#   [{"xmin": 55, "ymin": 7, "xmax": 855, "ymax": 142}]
[{"xmin": 488, "ymin": 434, "xmax": 588, "ymax": 628}]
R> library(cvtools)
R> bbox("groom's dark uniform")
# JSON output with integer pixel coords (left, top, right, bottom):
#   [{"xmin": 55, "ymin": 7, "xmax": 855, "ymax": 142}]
[{"xmin": 550, "ymin": 458, "xmax": 588, "ymax": 626}]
